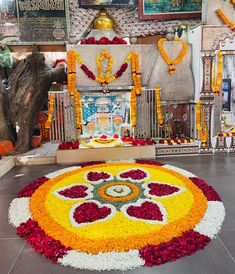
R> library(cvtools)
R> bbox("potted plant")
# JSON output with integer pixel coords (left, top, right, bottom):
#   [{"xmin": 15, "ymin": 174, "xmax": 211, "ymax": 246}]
[{"xmin": 32, "ymin": 127, "xmax": 42, "ymax": 148}]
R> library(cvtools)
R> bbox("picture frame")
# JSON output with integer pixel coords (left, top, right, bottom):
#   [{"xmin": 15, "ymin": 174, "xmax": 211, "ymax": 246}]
[
  {"xmin": 79, "ymin": 0, "xmax": 136, "ymax": 8},
  {"xmin": 222, "ymin": 79, "xmax": 231, "ymax": 112},
  {"xmin": 138, "ymin": 0, "xmax": 202, "ymax": 21}
]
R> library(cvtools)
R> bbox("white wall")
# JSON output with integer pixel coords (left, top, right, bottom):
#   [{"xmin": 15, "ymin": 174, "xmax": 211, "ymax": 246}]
[{"xmin": 188, "ymin": 26, "xmax": 202, "ymax": 103}]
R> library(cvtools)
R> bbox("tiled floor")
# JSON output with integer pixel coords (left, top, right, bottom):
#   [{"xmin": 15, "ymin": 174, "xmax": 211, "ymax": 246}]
[{"xmin": 1, "ymin": 154, "xmax": 235, "ymax": 274}]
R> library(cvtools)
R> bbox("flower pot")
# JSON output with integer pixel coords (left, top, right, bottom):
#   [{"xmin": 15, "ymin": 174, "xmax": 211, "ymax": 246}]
[{"xmin": 32, "ymin": 136, "xmax": 42, "ymax": 148}]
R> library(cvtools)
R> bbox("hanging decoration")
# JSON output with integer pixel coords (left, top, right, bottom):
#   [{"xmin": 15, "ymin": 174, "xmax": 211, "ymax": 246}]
[
  {"xmin": 67, "ymin": 50, "xmax": 83, "ymax": 130},
  {"xmin": 74, "ymin": 92, "xmax": 82, "ymax": 130},
  {"xmin": 157, "ymin": 38, "xmax": 188, "ymax": 75},
  {"xmin": 211, "ymin": 51, "xmax": 223, "ymax": 96},
  {"xmin": 155, "ymin": 86, "xmax": 164, "ymax": 128},
  {"xmin": 130, "ymin": 88, "xmax": 137, "ymax": 127},
  {"xmin": 131, "ymin": 52, "xmax": 142, "ymax": 96},
  {"xmin": 196, "ymin": 101, "xmax": 208, "ymax": 148},
  {"xmin": 68, "ymin": 50, "xmax": 141, "ymax": 95},
  {"xmin": 216, "ymin": 9, "xmax": 235, "ymax": 31},
  {"xmin": 44, "ymin": 93, "xmax": 55, "ymax": 130}
]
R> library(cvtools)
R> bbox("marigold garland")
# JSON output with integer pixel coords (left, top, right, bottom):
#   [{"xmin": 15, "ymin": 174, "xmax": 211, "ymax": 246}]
[
  {"xmin": 131, "ymin": 52, "xmax": 142, "ymax": 95},
  {"xmin": 158, "ymin": 38, "xmax": 188, "ymax": 75},
  {"xmin": 196, "ymin": 101, "xmax": 208, "ymax": 148},
  {"xmin": 74, "ymin": 92, "xmax": 82, "ymax": 130},
  {"xmin": 211, "ymin": 51, "xmax": 223, "ymax": 96},
  {"xmin": 216, "ymin": 9, "xmax": 235, "ymax": 31},
  {"xmin": 67, "ymin": 50, "xmax": 79, "ymax": 98},
  {"xmin": 130, "ymin": 87, "xmax": 137, "ymax": 127},
  {"xmin": 68, "ymin": 50, "xmax": 141, "ymax": 95},
  {"xmin": 155, "ymin": 86, "xmax": 164, "ymax": 128},
  {"xmin": 44, "ymin": 93, "xmax": 55, "ymax": 130}
]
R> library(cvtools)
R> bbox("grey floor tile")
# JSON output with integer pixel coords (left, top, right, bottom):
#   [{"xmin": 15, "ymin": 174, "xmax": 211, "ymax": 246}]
[
  {"xmin": 219, "ymin": 230, "xmax": 235, "ymax": 260},
  {"xmin": 0, "ymin": 196, "xmax": 19, "ymax": 238},
  {"xmin": 0, "ymin": 238, "xmax": 24, "ymax": 274},
  {"xmin": 9, "ymin": 245, "xmax": 122, "ymax": 274},
  {"xmin": 124, "ymin": 239, "xmax": 235, "ymax": 274}
]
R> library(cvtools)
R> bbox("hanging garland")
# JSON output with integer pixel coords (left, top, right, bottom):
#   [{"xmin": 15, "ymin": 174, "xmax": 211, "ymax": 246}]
[
  {"xmin": 216, "ymin": 9, "xmax": 235, "ymax": 31},
  {"xmin": 157, "ymin": 38, "xmax": 188, "ymax": 75},
  {"xmin": 155, "ymin": 86, "xmax": 164, "ymax": 128},
  {"xmin": 131, "ymin": 52, "xmax": 142, "ymax": 96},
  {"xmin": 74, "ymin": 92, "xmax": 82, "ymax": 130},
  {"xmin": 196, "ymin": 101, "xmax": 208, "ymax": 148},
  {"xmin": 67, "ymin": 51, "xmax": 83, "ymax": 130},
  {"xmin": 130, "ymin": 88, "xmax": 137, "ymax": 127},
  {"xmin": 68, "ymin": 50, "xmax": 141, "ymax": 95},
  {"xmin": 211, "ymin": 51, "xmax": 223, "ymax": 96},
  {"xmin": 44, "ymin": 93, "xmax": 55, "ymax": 130},
  {"xmin": 67, "ymin": 50, "xmax": 142, "ymax": 128}
]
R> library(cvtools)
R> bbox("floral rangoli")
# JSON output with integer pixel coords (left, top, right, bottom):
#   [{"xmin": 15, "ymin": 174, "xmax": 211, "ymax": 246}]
[{"xmin": 8, "ymin": 160, "xmax": 225, "ymax": 271}]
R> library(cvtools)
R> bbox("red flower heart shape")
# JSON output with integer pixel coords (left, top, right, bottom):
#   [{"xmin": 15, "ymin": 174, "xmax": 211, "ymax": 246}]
[
  {"xmin": 86, "ymin": 171, "xmax": 111, "ymax": 182},
  {"xmin": 73, "ymin": 202, "xmax": 111, "ymax": 224},
  {"xmin": 148, "ymin": 182, "xmax": 180, "ymax": 197},
  {"xmin": 119, "ymin": 169, "xmax": 147, "ymax": 181},
  {"xmin": 58, "ymin": 185, "xmax": 88, "ymax": 199},
  {"xmin": 126, "ymin": 201, "xmax": 163, "ymax": 221}
]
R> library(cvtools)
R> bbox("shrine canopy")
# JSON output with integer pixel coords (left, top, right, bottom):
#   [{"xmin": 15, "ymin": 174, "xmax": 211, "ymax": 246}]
[{"xmin": 67, "ymin": 45, "xmax": 156, "ymax": 89}]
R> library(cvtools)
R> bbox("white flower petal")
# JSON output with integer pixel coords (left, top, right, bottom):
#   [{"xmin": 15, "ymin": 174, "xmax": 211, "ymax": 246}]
[
  {"xmin": 163, "ymin": 164, "xmax": 196, "ymax": 178},
  {"xmin": 194, "ymin": 201, "xmax": 226, "ymax": 239},
  {"xmin": 45, "ymin": 166, "xmax": 80, "ymax": 179},
  {"xmin": 58, "ymin": 249, "xmax": 144, "ymax": 271},
  {"xmin": 8, "ymin": 198, "xmax": 31, "ymax": 227}
]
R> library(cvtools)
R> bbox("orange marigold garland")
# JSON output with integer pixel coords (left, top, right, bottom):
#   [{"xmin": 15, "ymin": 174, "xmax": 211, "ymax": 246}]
[
  {"xmin": 196, "ymin": 101, "xmax": 208, "ymax": 148},
  {"xmin": 155, "ymin": 86, "xmax": 164, "ymax": 128},
  {"xmin": 44, "ymin": 93, "xmax": 55, "ymax": 130},
  {"xmin": 67, "ymin": 50, "xmax": 83, "ymax": 130},
  {"xmin": 216, "ymin": 9, "xmax": 235, "ymax": 31},
  {"xmin": 96, "ymin": 50, "xmax": 114, "ymax": 87},
  {"xmin": 158, "ymin": 38, "xmax": 188, "ymax": 75},
  {"xmin": 74, "ymin": 92, "xmax": 82, "ymax": 130},
  {"xmin": 130, "ymin": 87, "xmax": 137, "ymax": 127},
  {"xmin": 67, "ymin": 51, "xmax": 79, "ymax": 98},
  {"xmin": 211, "ymin": 51, "xmax": 223, "ymax": 96},
  {"xmin": 131, "ymin": 52, "xmax": 142, "ymax": 95}
]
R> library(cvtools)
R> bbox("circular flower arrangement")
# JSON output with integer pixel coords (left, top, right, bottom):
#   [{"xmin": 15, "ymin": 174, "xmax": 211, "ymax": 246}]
[{"xmin": 8, "ymin": 160, "xmax": 225, "ymax": 271}]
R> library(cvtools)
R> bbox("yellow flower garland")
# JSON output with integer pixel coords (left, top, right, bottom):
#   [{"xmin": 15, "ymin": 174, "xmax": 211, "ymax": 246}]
[
  {"xmin": 67, "ymin": 50, "xmax": 83, "ymax": 130},
  {"xmin": 67, "ymin": 50, "xmax": 142, "ymax": 129},
  {"xmin": 216, "ymin": 9, "xmax": 235, "ymax": 31},
  {"xmin": 157, "ymin": 38, "xmax": 188, "ymax": 75},
  {"xmin": 96, "ymin": 50, "xmax": 114, "ymax": 86},
  {"xmin": 74, "ymin": 92, "xmax": 82, "ymax": 130},
  {"xmin": 211, "ymin": 51, "xmax": 223, "ymax": 96},
  {"xmin": 44, "ymin": 93, "xmax": 55, "ymax": 130},
  {"xmin": 131, "ymin": 52, "xmax": 142, "ymax": 95},
  {"xmin": 196, "ymin": 101, "xmax": 208, "ymax": 148},
  {"xmin": 130, "ymin": 87, "xmax": 137, "ymax": 127},
  {"xmin": 155, "ymin": 86, "xmax": 164, "ymax": 128}
]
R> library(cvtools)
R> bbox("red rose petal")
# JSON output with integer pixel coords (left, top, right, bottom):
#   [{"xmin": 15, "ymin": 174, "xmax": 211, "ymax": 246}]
[
  {"xmin": 87, "ymin": 171, "xmax": 110, "ymax": 182},
  {"xmin": 139, "ymin": 230, "xmax": 211, "ymax": 266},
  {"xmin": 148, "ymin": 182, "xmax": 180, "ymax": 197},
  {"xmin": 120, "ymin": 169, "xmax": 147, "ymax": 180},
  {"xmin": 126, "ymin": 201, "xmax": 163, "ymax": 221},
  {"xmin": 58, "ymin": 185, "xmax": 88, "ymax": 199},
  {"xmin": 73, "ymin": 202, "xmax": 111, "ymax": 224}
]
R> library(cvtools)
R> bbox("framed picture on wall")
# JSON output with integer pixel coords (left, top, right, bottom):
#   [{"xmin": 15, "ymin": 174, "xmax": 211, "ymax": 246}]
[
  {"xmin": 138, "ymin": 0, "xmax": 202, "ymax": 21},
  {"xmin": 222, "ymin": 79, "xmax": 231, "ymax": 111},
  {"xmin": 79, "ymin": 0, "xmax": 136, "ymax": 8}
]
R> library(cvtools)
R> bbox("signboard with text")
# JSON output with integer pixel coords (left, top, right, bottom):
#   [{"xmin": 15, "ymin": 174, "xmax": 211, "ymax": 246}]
[{"xmin": 16, "ymin": 0, "xmax": 69, "ymax": 43}]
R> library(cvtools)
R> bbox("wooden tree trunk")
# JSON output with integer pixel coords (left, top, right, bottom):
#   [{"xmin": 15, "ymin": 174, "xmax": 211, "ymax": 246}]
[{"xmin": 0, "ymin": 50, "xmax": 67, "ymax": 154}]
